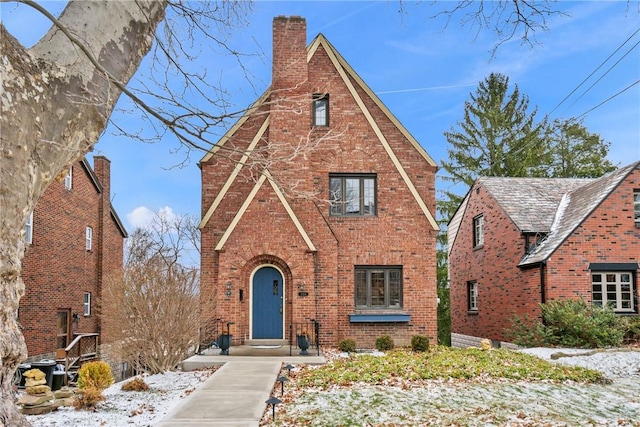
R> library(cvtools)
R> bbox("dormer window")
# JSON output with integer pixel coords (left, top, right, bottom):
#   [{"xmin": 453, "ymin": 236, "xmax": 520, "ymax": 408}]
[{"xmin": 312, "ymin": 94, "xmax": 329, "ymax": 127}]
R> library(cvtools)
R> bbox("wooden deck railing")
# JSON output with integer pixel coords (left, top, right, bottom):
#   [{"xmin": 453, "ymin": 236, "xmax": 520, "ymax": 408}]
[{"xmin": 56, "ymin": 333, "xmax": 99, "ymax": 384}]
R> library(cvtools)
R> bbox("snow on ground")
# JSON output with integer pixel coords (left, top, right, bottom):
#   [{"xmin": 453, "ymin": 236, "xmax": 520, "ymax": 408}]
[
  {"xmin": 22, "ymin": 347, "xmax": 640, "ymax": 427},
  {"xmin": 24, "ymin": 368, "xmax": 216, "ymax": 427}
]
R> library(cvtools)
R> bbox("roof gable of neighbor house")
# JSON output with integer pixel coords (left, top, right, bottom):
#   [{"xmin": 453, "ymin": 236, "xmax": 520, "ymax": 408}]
[
  {"xmin": 520, "ymin": 161, "xmax": 640, "ymax": 266},
  {"xmin": 199, "ymin": 32, "xmax": 439, "ymax": 234}
]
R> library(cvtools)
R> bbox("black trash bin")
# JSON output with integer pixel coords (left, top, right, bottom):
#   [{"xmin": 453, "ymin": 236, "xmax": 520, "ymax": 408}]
[
  {"xmin": 16, "ymin": 363, "xmax": 31, "ymax": 389},
  {"xmin": 52, "ymin": 371, "xmax": 66, "ymax": 391},
  {"xmin": 31, "ymin": 359, "xmax": 56, "ymax": 388}
]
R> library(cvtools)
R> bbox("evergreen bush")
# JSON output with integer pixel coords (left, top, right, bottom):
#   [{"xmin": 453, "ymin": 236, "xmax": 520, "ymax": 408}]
[
  {"xmin": 338, "ymin": 338, "xmax": 357, "ymax": 353},
  {"xmin": 410, "ymin": 335, "xmax": 430, "ymax": 352},
  {"xmin": 375, "ymin": 335, "xmax": 394, "ymax": 351},
  {"xmin": 77, "ymin": 361, "xmax": 115, "ymax": 391}
]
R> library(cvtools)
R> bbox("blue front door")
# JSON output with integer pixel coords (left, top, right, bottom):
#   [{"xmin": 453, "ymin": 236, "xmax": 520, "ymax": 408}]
[{"xmin": 252, "ymin": 267, "xmax": 284, "ymax": 339}]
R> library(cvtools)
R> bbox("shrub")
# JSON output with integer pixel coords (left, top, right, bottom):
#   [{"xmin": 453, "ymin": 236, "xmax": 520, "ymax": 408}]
[
  {"xmin": 73, "ymin": 386, "xmax": 105, "ymax": 410},
  {"xmin": 121, "ymin": 377, "xmax": 149, "ymax": 391},
  {"xmin": 410, "ymin": 335, "xmax": 430, "ymax": 352},
  {"xmin": 77, "ymin": 361, "xmax": 115, "ymax": 391},
  {"xmin": 542, "ymin": 299, "xmax": 624, "ymax": 348},
  {"xmin": 338, "ymin": 338, "xmax": 356, "ymax": 353},
  {"xmin": 506, "ymin": 300, "xmax": 626, "ymax": 349},
  {"xmin": 622, "ymin": 316, "xmax": 640, "ymax": 344},
  {"xmin": 375, "ymin": 335, "xmax": 394, "ymax": 351},
  {"xmin": 505, "ymin": 313, "xmax": 550, "ymax": 347}
]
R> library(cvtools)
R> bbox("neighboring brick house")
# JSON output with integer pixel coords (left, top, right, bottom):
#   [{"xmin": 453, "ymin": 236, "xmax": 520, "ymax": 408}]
[
  {"xmin": 199, "ymin": 16, "xmax": 439, "ymax": 348},
  {"xmin": 19, "ymin": 156, "xmax": 127, "ymax": 363},
  {"xmin": 448, "ymin": 161, "xmax": 640, "ymax": 347}
]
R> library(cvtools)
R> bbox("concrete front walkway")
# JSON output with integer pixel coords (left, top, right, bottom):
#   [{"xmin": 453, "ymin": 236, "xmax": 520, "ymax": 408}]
[{"xmin": 156, "ymin": 347, "xmax": 326, "ymax": 426}]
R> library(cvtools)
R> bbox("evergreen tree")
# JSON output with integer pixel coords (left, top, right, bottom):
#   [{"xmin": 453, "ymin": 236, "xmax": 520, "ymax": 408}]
[{"xmin": 436, "ymin": 74, "xmax": 617, "ymax": 346}]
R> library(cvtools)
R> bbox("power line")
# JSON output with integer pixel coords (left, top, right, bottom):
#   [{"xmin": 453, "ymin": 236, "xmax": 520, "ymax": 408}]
[
  {"xmin": 559, "ymin": 40, "xmax": 640, "ymax": 117},
  {"xmin": 574, "ymin": 79, "xmax": 640, "ymax": 120},
  {"xmin": 548, "ymin": 27, "xmax": 640, "ymax": 117}
]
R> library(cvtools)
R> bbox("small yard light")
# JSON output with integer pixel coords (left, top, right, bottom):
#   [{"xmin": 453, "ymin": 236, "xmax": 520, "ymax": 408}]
[
  {"xmin": 284, "ymin": 364, "xmax": 294, "ymax": 375},
  {"xmin": 265, "ymin": 396, "xmax": 282, "ymax": 421},
  {"xmin": 277, "ymin": 375, "xmax": 287, "ymax": 395}
]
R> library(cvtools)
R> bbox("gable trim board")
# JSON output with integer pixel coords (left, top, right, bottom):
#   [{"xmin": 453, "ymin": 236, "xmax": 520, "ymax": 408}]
[
  {"xmin": 311, "ymin": 34, "xmax": 438, "ymax": 231},
  {"xmin": 214, "ymin": 169, "xmax": 317, "ymax": 252},
  {"xmin": 200, "ymin": 34, "xmax": 439, "ymax": 232},
  {"xmin": 199, "ymin": 116, "xmax": 270, "ymax": 229}
]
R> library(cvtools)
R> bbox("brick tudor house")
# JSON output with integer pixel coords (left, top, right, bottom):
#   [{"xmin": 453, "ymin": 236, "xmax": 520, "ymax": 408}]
[
  {"xmin": 19, "ymin": 156, "xmax": 127, "ymax": 371},
  {"xmin": 448, "ymin": 161, "xmax": 640, "ymax": 348},
  {"xmin": 199, "ymin": 16, "xmax": 439, "ymax": 349}
]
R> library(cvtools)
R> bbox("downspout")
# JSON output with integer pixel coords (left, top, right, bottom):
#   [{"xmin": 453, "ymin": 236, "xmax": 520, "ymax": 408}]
[{"xmin": 540, "ymin": 262, "xmax": 546, "ymax": 326}]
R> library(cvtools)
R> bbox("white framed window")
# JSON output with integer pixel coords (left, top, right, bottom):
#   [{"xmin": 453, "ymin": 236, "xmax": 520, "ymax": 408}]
[
  {"xmin": 355, "ymin": 266, "xmax": 402, "ymax": 309},
  {"xmin": 467, "ymin": 281, "xmax": 478, "ymax": 312},
  {"xmin": 64, "ymin": 166, "xmax": 73, "ymax": 190},
  {"xmin": 473, "ymin": 215, "xmax": 484, "ymax": 248},
  {"xmin": 634, "ymin": 189, "xmax": 639, "ymax": 225},
  {"xmin": 592, "ymin": 272, "xmax": 635, "ymax": 312},
  {"xmin": 85, "ymin": 226, "xmax": 92, "ymax": 251},
  {"xmin": 312, "ymin": 93, "xmax": 329, "ymax": 127},
  {"xmin": 25, "ymin": 211, "xmax": 33, "ymax": 245},
  {"xmin": 83, "ymin": 292, "xmax": 91, "ymax": 316}
]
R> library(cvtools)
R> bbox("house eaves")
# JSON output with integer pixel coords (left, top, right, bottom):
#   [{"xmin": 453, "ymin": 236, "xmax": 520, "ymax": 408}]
[
  {"xmin": 308, "ymin": 34, "xmax": 439, "ymax": 231},
  {"xmin": 519, "ymin": 161, "xmax": 640, "ymax": 267},
  {"xmin": 214, "ymin": 169, "xmax": 316, "ymax": 252}
]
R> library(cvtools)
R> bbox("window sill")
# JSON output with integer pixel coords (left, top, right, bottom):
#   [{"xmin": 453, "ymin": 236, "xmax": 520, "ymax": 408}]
[
  {"xmin": 473, "ymin": 245, "xmax": 484, "ymax": 251},
  {"xmin": 467, "ymin": 310, "xmax": 479, "ymax": 316},
  {"xmin": 349, "ymin": 313, "xmax": 410, "ymax": 323}
]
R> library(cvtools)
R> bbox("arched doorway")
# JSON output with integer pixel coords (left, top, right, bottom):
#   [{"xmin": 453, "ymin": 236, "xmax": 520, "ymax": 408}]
[{"xmin": 251, "ymin": 266, "xmax": 284, "ymax": 339}]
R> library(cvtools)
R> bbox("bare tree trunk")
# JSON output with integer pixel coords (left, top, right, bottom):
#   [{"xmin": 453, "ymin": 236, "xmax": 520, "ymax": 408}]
[{"xmin": 0, "ymin": 2, "xmax": 167, "ymax": 424}]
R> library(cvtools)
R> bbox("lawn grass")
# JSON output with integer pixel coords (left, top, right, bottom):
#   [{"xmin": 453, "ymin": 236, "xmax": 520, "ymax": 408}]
[{"xmin": 296, "ymin": 346, "xmax": 607, "ymax": 388}]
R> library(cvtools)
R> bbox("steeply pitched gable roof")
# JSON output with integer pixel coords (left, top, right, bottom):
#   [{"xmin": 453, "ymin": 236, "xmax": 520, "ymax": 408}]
[
  {"xmin": 480, "ymin": 177, "xmax": 593, "ymax": 233},
  {"xmin": 520, "ymin": 161, "xmax": 639, "ymax": 266},
  {"xmin": 200, "ymin": 32, "xmax": 439, "ymax": 231}
]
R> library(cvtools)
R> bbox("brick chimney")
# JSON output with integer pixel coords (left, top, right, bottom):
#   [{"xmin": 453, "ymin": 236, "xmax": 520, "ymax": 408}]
[
  {"xmin": 272, "ymin": 16, "xmax": 308, "ymax": 92},
  {"xmin": 270, "ymin": 16, "xmax": 310, "ymax": 149}
]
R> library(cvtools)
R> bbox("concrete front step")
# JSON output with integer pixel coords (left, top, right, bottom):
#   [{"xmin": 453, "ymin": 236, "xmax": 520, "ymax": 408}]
[{"xmin": 243, "ymin": 339, "xmax": 289, "ymax": 346}]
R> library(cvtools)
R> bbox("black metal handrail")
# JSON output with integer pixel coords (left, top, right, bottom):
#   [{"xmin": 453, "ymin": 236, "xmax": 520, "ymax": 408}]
[{"xmin": 289, "ymin": 319, "xmax": 320, "ymax": 356}]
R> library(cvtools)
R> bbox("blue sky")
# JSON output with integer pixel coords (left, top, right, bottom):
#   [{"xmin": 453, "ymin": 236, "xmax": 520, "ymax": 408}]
[{"xmin": 3, "ymin": 1, "xmax": 639, "ymax": 232}]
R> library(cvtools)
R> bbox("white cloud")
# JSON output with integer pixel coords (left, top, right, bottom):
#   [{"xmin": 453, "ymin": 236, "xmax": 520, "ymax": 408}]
[{"xmin": 126, "ymin": 206, "xmax": 176, "ymax": 230}]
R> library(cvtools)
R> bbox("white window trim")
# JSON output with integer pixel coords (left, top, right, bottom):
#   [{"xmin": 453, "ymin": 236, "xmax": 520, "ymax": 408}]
[
  {"xmin": 592, "ymin": 271, "xmax": 635, "ymax": 313},
  {"xmin": 468, "ymin": 281, "xmax": 478, "ymax": 312},
  {"xmin": 634, "ymin": 189, "xmax": 639, "ymax": 225},
  {"xmin": 64, "ymin": 166, "xmax": 73, "ymax": 190},
  {"xmin": 25, "ymin": 211, "xmax": 33, "ymax": 245},
  {"xmin": 84, "ymin": 292, "xmax": 91, "ymax": 316},
  {"xmin": 85, "ymin": 226, "xmax": 92, "ymax": 251},
  {"xmin": 473, "ymin": 215, "xmax": 484, "ymax": 248}
]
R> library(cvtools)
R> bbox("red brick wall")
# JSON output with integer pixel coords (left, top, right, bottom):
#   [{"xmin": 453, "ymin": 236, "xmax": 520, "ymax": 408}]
[
  {"xmin": 450, "ymin": 183, "xmax": 542, "ymax": 342},
  {"xmin": 200, "ymin": 16, "xmax": 438, "ymax": 348},
  {"xmin": 19, "ymin": 158, "xmax": 125, "ymax": 359},
  {"xmin": 545, "ymin": 168, "xmax": 640, "ymax": 301},
  {"xmin": 451, "ymin": 168, "xmax": 640, "ymax": 343}
]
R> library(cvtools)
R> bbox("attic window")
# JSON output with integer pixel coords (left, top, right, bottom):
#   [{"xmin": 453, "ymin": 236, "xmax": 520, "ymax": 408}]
[
  {"xmin": 312, "ymin": 94, "xmax": 329, "ymax": 127},
  {"xmin": 473, "ymin": 215, "xmax": 484, "ymax": 248}
]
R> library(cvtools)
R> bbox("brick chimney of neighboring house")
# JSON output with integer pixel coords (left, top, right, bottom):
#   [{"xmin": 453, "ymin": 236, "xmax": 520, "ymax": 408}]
[
  {"xmin": 92, "ymin": 155, "xmax": 110, "ymax": 337},
  {"xmin": 270, "ymin": 16, "xmax": 310, "ymax": 146}
]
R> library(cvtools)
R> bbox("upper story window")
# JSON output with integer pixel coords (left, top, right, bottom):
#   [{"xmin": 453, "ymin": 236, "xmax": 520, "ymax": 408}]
[
  {"xmin": 312, "ymin": 93, "xmax": 329, "ymax": 127},
  {"xmin": 467, "ymin": 280, "xmax": 478, "ymax": 312},
  {"xmin": 329, "ymin": 174, "xmax": 376, "ymax": 216},
  {"xmin": 473, "ymin": 215, "xmax": 484, "ymax": 248},
  {"xmin": 592, "ymin": 272, "xmax": 635, "ymax": 313},
  {"xmin": 25, "ymin": 211, "xmax": 33, "ymax": 245},
  {"xmin": 634, "ymin": 189, "xmax": 639, "ymax": 226},
  {"xmin": 85, "ymin": 226, "xmax": 93, "ymax": 251},
  {"xmin": 64, "ymin": 166, "xmax": 73, "ymax": 190},
  {"xmin": 355, "ymin": 266, "xmax": 402, "ymax": 309}
]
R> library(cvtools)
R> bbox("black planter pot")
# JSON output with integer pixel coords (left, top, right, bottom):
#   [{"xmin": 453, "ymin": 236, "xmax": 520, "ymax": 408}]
[
  {"xmin": 296, "ymin": 334, "xmax": 310, "ymax": 355},
  {"xmin": 218, "ymin": 334, "xmax": 232, "ymax": 355}
]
